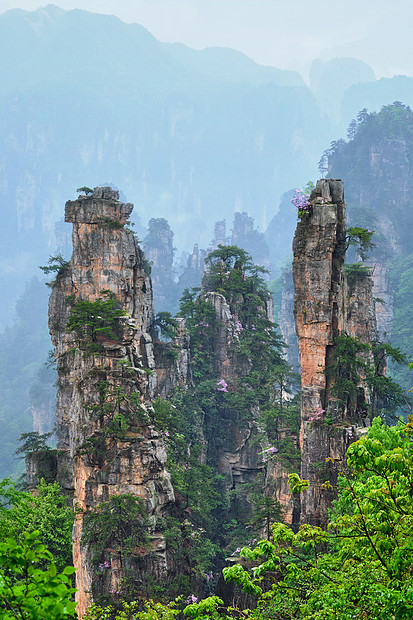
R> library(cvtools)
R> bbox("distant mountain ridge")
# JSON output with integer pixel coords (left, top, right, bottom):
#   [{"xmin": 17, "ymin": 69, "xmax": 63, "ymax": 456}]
[
  {"xmin": 0, "ymin": 4, "xmax": 324, "ymax": 326},
  {"xmin": 2, "ymin": 4, "xmax": 413, "ymax": 330}
]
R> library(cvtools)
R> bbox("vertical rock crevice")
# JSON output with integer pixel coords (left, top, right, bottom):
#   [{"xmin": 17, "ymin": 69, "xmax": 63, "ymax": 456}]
[
  {"xmin": 49, "ymin": 188, "xmax": 175, "ymax": 617},
  {"xmin": 293, "ymin": 179, "xmax": 378, "ymax": 526}
]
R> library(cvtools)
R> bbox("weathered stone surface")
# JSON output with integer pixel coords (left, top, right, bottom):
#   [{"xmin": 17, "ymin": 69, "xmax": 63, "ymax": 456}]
[
  {"xmin": 177, "ymin": 243, "xmax": 206, "ymax": 292},
  {"xmin": 154, "ymin": 317, "xmax": 190, "ymax": 397},
  {"xmin": 346, "ymin": 270, "xmax": 377, "ymax": 343},
  {"xmin": 66, "ymin": 187, "xmax": 133, "ymax": 224},
  {"xmin": 278, "ymin": 267, "xmax": 299, "ymax": 373},
  {"xmin": 200, "ymin": 292, "xmax": 263, "ymax": 491},
  {"xmin": 143, "ymin": 218, "xmax": 176, "ymax": 312},
  {"xmin": 368, "ymin": 260, "xmax": 394, "ymax": 338},
  {"xmin": 49, "ymin": 188, "xmax": 174, "ymax": 617},
  {"xmin": 202, "ymin": 290, "xmax": 297, "ymax": 525},
  {"xmin": 25, "ymin": 450, "xmax": 57, "ymax": 488},
  {"xmin": 293, "ymin": 180, "xmax": 346, "ymax": 403},
  {"xmin": 293, "ymin": 179, "xmax": 377, "ymax": 526}
]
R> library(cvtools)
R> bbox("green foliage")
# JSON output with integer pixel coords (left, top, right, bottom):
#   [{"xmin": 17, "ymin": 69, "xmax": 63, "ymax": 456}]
[
  {"xmin": 151, "ymin": 246, "xmax": 295, "ymax": 588},
  {"xmin": 67, "ymin": 290, "xmax": 126, "ymax": 353},
  {"xmin": 183, "ymin": 596, "xmax": 232, "ymax": 619},
  {"xmin": 162, "ymin": 414, "xmax": 223, "ymax": 574},
  {"xmin": 84, "ymin": 598, "xmax": 180, "ymax": 619},
  {"xmin": 82, "ymin": 494, "xmax": 150, "ymax": 567},
  {"xmin": 345, "ymin": 226, "xmax": 375, "ymax": 261},
  {"xmin": 83, "ymin": 596, "xmax": 238, "ymax": 620},
  {"xmin": 77, "ymin": 380, "xmax": 149, "ymax": 465},
  {"xmin": 203, "ymin": 245, "xmax": 268, "ymax": 304},
  {"xmin": 142, "ymin": 258, "xmax": 153, "ymax": 276},
  {"xmin": 344, "ymin": 261, "xmax": 373, "ymax": 286},
  {"xmin": 288, "ymin": 472, "xmax": 310, "ymax": 494},
  {"xmin": 38, "ymin": 253, "xmax": 70, "ymax": 276},
  {"xmin": 258, "ymin": 362, "xmax": 301, "ymax": 442},
  {"xmin": 0, "ymin": 530, "xmax": 76, "ymax": 619},
  {"xmin": 326, "ymin": 334, "xmax": 408, "ymax": 421},
  {"xmin": 154, "ymin": 312, "xmax": 179, "ymax": 340},
  {"xmin": 222, "ymin": 419, "xmax": 413, "ymax": 619},
  {"xmin": 368, "ymin": 341, "xmax": 408, "ymax": 421},
  {"xmin": 77, "ymin": 186, "xmax": 94, "ymax": 195},
  {"xmin": 201, "ymin": 245, "xmax": 285, "ymax": 383},
  {"xmin": 326, "ymin": 334, "xmax": 370, "ymax": 415},
  {"xmin": 0, "ymin": 479, "xmax": 74, "ymax": 573},
  {"xmin": 326, "ymin": 104, "xmax": 413, "ymax": 200},
  {"xmin": 97, "ymin": 216, "xmax": 125, "ymax": 230},
  {"xmin": 86, "ymin": 381, "xmax": 145, "ymax": 437},
  {"xmin": 247, "ymin": 493, "xmax": 282, "ymax": 540},
  {"xmin": 39, "ymin": 254, "xmax": 70, "ymax": 287},
  {"xmin": 326, "ymin": 102, "xmax": 413, "ymax": 398},
  {"xmin": 15, "ymin": 430, "xmax": 54, "ymax": 458},
  {"xmin": 178, "ymin": 287, "xmax": 200, "ymax": 321}
]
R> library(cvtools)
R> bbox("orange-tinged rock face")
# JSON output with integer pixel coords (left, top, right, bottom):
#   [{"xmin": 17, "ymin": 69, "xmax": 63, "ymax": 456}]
[
  {"xmin": 292, "ymin": 179, "xmax": 378, "ymax": 526},
  {"xmin": 49, "ymin": 187, "xmax": 175, "ymax": 617}
]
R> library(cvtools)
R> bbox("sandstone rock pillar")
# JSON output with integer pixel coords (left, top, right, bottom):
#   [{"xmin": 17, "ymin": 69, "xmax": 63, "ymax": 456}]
[
  {"xmin": 292, "ymin": 179, "xmax": 347, "ymax": 525},
  {"xmin": 293, "ymin": 179, "xmax": 379, "ymax": 525},
  {"xmin": 49, "ymin": 188, "xmax": 174, "ymax": 617}
]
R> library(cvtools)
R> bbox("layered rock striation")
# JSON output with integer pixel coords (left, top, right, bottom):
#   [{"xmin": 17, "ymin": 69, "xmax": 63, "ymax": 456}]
[
  {"xmin": 293, "ymin": 179, "xmax": 378, "ymax": 525},
  {"xmin": 49, "ymin": 188, "xmax": 175, "ymax": 617}
]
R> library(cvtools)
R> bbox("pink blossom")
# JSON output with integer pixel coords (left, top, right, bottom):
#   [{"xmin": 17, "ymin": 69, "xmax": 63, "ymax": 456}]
[
  {"xmin": 217, "ymin": 378, "xmax": 229, "ymax": 392},
  {"xmin": 185, "ymin": 595, "xmax": 198, "ymax": 605},
  {"xmin": 308, "ymin": 406, "xmax": 326, "ymax": 423}
]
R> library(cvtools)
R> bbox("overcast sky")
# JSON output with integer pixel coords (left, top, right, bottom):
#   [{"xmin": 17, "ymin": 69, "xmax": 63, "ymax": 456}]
[{"xmin": 0, "ymin": 0, "xmax": 412, "ymax": 79}]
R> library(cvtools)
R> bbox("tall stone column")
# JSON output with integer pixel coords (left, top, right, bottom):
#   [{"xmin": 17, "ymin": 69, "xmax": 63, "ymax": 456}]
[
  {"xmin": 49, "ymin": 187, "xmax": 174, "ymax": 617},
  {"xmin": 293, "ymin": 179, "xmax": 379, "ymax": 525},
  {"xmin": 293, "ymin": 179, "xmax": 346, "ymax": 525}
]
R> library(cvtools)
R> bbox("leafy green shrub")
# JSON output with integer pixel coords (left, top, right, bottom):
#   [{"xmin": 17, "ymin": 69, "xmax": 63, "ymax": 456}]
[
  {"xmin": 97, "ymin": 216, "xmax": 124, "ymax": 230},
  {"xmin": 82, "ymin": 494, "xmax": 150, "ymax": 567},
  {"xmin": 39, "ymin": 254, "xmax": 70, "ymax": 287},
  {"xmin": 84, "ymin": 598, "xmax": 180, "ymax": 619},
  {"xmin": 344, "ymin": 261, "xmax": 373, "ymax": 286},
  {"xmin": 77, "ymin": 186, "xmax": 93, "ymax": 195},
  {"xmin": 0, "ymin": 479, "xmax": 74, "ymax": 573},
  {"xmin": 0, "ymin": 531, "xmax": 76, "ymax": 619},
  {"xmin": 222, "ymin": 419, "xmax": 413, "ymax": 619},
  {"xmin": 345, "ymin": 226, "xmax": 375, "ymax": 261},
  {"xmin": 67, "ymin": 290, "xmax": 126, "ymax": 353}
]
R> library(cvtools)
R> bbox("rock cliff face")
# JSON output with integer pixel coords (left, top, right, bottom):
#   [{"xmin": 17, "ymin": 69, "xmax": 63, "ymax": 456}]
[
  {"xmin": 328, "ymin": 125, "xmax": 413, "ymax": 346},
  {"xmin": 143, "ymin": 218, "xmax": 177, "ymax": 313},
  {"xmin": 369, "ymin": 261, "xmax": 393, "ymax": 339},
  {"xmin": 293, "ymin": 179, "xmax": 377, "ymax": 525},
  {"xmin": 203, "ymin": 289, "xmax": 297, "ymax": 524},
  {"xmin": 231, "ymin": 212, "xmax": 270, "ymax": 273},
  {"xmin": 205, "ymin": 292, "xmax": 263, "ymax": 491},
  {"xmin": 177, "ymin": 243, "xmax": 206, "ymax": 293},
  {"xmin": 278, "ymin": 267, "xmax": 299, "ymax": 373},
  {"xmin": 49, "ymin": 188, "xmax": 175, "ymax": 617}
]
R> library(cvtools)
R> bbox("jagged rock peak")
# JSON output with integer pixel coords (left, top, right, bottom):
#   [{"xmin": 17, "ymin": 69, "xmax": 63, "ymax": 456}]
[
  {"xmin": 65, "ymin": 186, "xmax": 133, "ymax": 225},
  {"xmin": 292, "ymin": 178, "xmax": 377, "ymax": 527},
  {"xmin": 49, "ymin": 187, "xmax": 176, "ymax": 617},
  {"xmin": 310, "ymin": 178, "xmax": 344, "ymax": 204}
]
